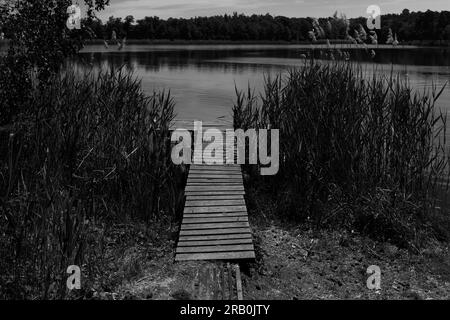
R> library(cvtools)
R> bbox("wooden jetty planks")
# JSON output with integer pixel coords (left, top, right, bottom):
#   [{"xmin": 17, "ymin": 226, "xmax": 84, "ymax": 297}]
[
  {"xmin": 186, "ymin": 185, "xmax": 245, "ymax": 192},
  {"xmin": 174, "ymin": 121, "xmax": 255, "ymax": 262},
  {"xmin": 186, "ymin": 195, "xmax": 245, "ymax": 200},
  {"xmin": 177, "ymin": 238, "xmax": 253, "ymax": 247},
  {"xmin": 185, "ymin": 190, "xmax": 246, "ymax": 196},
  {"xmin": 183, "ymin": 216, "xmax": 249, "ymax": 225},
  {"xmin": 185, "ymin": 199, "xmax": 246, "ymax": 207},
  {"xmin": 183, "ymin": 212, "xmax": 248, "ymax": 218},
  {"xmin": 176, "ymin": 251, "xmax": 256, "ymax": 261},
  {"xmin": 179, "ymin": 233, "xmax": 253, "ymax": 241}
]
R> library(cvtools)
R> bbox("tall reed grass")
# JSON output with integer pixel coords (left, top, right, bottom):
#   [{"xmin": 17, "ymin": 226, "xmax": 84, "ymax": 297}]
[
  {"xmin": 0, "ymin": 67, "xmax": 179, "ymax": 298},
  {"xmin": 234, "ymin": 60, "xmax": 450, "ymax": 247}
]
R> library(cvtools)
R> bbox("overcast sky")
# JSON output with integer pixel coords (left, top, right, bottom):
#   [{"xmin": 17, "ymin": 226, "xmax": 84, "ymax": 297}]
[{"xmin": 95, "ymin": 0, "xmax": 450, "ymax": 21}]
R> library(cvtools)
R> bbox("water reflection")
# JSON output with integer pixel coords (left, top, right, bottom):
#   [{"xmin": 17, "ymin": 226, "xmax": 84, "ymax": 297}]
[{"xmin": 75, "ymin": 45, "xmax": 450, "ymax": 122}]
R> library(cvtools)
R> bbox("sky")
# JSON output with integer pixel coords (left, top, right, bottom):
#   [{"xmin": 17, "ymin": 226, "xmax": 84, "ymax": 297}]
[{"xmin": 95, "ymin": 0, "xmax": 450, "ymax": 21}]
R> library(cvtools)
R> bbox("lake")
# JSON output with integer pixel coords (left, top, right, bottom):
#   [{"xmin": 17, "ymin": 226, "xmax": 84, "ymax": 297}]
[{"xmin": 77, "ymin": 44, "xmax": 450, "ymax": 124}]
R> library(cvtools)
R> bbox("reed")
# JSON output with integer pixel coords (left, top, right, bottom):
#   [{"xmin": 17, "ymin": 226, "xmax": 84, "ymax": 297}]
[
  {"xmin": 234, "ymin": 60, "xmax": 450, "ymax": 247},
  {"xmin": 0, "ymin": 67, "xmax": 180, "ymax": 298}
]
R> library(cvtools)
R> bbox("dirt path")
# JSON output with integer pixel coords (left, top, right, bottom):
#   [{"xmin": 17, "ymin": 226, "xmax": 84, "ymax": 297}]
[
  {"xmin": 242, "ymin": 224, "xmax": 450, "ymax": 300},
  {"xmin": 95, "ymin": 222, "xmax": 450, "ymax": 300}
]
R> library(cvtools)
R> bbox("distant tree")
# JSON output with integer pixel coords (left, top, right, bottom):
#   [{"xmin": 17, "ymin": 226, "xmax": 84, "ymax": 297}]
[
  {"xmin": 1, "ymin": 0, "xmax": 109, "ymax": 81},
  {"xmin": 106, "ymin": 16, "xmax": 124, "ymax": 38},
  {"xmin": 123, "ymin": 15, "xmax": 134, "ymax": 36},
  {"xmin": 0, "ymin": 0, "xmax": 109, "ymax": 124},
  {"xmin": 21, "ymin": 10, "xmax": 449, "ymax": 44}
]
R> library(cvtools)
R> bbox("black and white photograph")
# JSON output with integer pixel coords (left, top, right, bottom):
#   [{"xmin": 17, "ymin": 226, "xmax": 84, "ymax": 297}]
[{"xmin": 0, "ymin": 0, "xmax": 450, "ymax": 309}]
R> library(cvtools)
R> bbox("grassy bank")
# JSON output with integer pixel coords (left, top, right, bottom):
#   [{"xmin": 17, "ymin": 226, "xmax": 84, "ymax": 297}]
[
  {"xmin": 0, "ymin": 67, "xmax": 184, "ymax": 299},
  {"xmin": 234, "ymin": 60, "xmax": 450, "ymax": 248}
]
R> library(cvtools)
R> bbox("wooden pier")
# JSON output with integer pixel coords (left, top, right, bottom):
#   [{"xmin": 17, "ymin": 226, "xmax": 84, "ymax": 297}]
[{"xmin": 172, "ymin": 120, "xmax": 256, "ymax": 262}]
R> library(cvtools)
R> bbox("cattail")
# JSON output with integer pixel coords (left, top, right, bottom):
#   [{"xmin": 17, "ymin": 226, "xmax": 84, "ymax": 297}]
[
  {"xmin": 369, "ymin": 30, "xmax": 378, "ymax": 45},
  {"xmin": 358, "ymin": 24, "xmax": 367, "ymax": 42},
  {"xmin": 386, "ymin": 28, "xmax": 394, "ymax": 44},
  {"xmin": 393, "ymin": 34, "xmax": 399, "ymax": 46},
  {"xmin": 308, "ymin": 30, "xmax": 317, "ymax": 42}
]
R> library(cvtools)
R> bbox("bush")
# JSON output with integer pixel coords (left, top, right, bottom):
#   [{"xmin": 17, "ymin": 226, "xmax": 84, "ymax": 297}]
[
  {"xmin": 0, "ymin": 67, "xmax": 179, "ymax": 299},
  {"xmin": 234, "ymin": 60, "xmax": 450, "ymax": 247}
]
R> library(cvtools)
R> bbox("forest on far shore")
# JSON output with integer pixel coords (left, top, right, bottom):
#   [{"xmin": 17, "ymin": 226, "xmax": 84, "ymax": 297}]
[{"xmin": 71, "ymin": 10, "xmax": 450, "ymax": 43}]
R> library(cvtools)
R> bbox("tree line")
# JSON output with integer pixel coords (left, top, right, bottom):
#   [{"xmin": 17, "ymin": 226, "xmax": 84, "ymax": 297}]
[{"xmin": 79, "ymin": 10, "xmax": 450, "ymax": 43}]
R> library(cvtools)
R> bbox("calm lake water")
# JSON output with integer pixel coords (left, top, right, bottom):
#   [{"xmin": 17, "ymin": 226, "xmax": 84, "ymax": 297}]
[{"xmin": 77, "ymin": 44, "xmax": 450, "ymax": 123}]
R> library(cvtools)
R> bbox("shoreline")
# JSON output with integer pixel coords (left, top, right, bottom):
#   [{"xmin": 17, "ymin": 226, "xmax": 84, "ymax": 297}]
[
  {"xmin": 85, "ymin": 39, "xmax": 450, "ymax": 48},
  {"xmin": 2, "ymin": 39, "xmax": 449, "ymax": 52},
  {"xmin": 77, "ymin": 42, "xmax": 450, "ymax": 54}
]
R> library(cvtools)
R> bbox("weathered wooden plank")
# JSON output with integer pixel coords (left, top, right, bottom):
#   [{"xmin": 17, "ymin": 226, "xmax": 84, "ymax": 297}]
[
  {"xmin": 177, "ymin": 244, "xmax": 254, "ymax": 253},
  {"xmin": 185, "ymin": 199, "xmax": 245, "ymax": 207},
  {"xmin": 186, "ymin": 185, "xmax": 244, "ymax": 192},
  {"xmin": 190, "ymin": 166, "xmax": 241, "ymax": 171},
  {"xmin": 175, "ymin": 251, "xmax": 256, "ymax": 261},
  {"xmin": 189, "ymin": 174, "xmax": 242, "ymax": 178},
  {"xmin": 189, "ymin": 171, "xmax": 241, "ymax": 175},
  {"xmin": 183, "ymin": 216, "xmax": 248, "ymax": 224},
  {"xmin": 188, "ymin": 177, "xmax": 243, "ymax": 181},
  {"xmin": 197, "ymin": 152, "xmax": 237, "ymax": 155},
  {"xmin": 196, "ymin": 155, "xmax": 237, "ymax": 158},
  {"xmin": 189, "ymin": 170, "xmax": 242, "ymax": 178},
  {"xmin": 184, "ymin": 206, "xmax": 247, "ymax": 213},
  {"xmin": 187, "ymin": 183, "xmax": 243, "ymax": 188},
  {"xmin": 187, "ymin": 177, "xmax": 242, "ymax": 182},
  {"xmin": 190, "ymin": 169, "xmax": 240, "ymax": 173},
  {"xmin": 187, "ymin": 185, "xmax": 242, "ymax": 189},
  {"xmin": 170, "ymin": 120, "xmax": 232, "ymax": 128},
  {"xmin": 180, "ymin": 228, "xmax": 250, "ymax": 236},
  {"xmin": 187, "ymin": 180, "xmax": 243, "ymax": 185},
  {"xmin": 192, "ymin": 160, "xmax": 237, "ymax": 164},
  {"xmin": 195, "ymin": 145, "xmax": 236, "ymax": 148},
  {"xmin": 193, "ymin": 158, "xmax": 237, "ymax": 161},
  {"xmin": 181, "ymin": 222, "xmax": 250, "ymax": 230},
  {"xmin": 195, "ymin": 158, "xmax": 238, "ymax": 161},
  {"xmin": 193, "ymin": 150, "xmax": 235, "ymax": 154},
  {"xmin": 171, "ymin": 126, "xmax": 232, "ymax": 132},
  {"xmin": 179, "ymin": 233, "xmax": 252, "ymax": 241},
  {"xmin": 190, "ymin": 166, "xmax": 239, "ymax": 171},
  {"xmin": 183, "ymin": 212, "xmax": 248, "ymax": 218},
  {"xmin": 195, "ymin": 163, "xmax": 239, "ymax": 166},
  {"xmin": 188, "ymin": 174, "xmax": 242, "ymax": 179},
  {"xmin": 187, "ymin": 182, "xmax": 243, "ymax": 186},
  {"xmin": 185, "ymin": 190, "xmax": 246, "ymax": 196},
  {"xmin": 235, "ymin": 264, "xmax": 243, "ymax": 301},
  {"xmin": 191, "ymin": 165, "xmax": 240, "ymax": 169},
  {"xmin": 186, "ymin": 195, "xmax": 244, "ymax": 200},
  {"xmin": 178, "ymin": 238, "xmax": 253, "ymax": 247}
]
